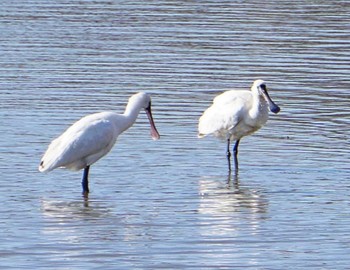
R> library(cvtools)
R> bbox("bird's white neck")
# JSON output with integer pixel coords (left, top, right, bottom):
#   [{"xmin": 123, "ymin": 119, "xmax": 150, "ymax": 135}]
[
  {"xmin": 249, "ymin": 93, "xmax": 263, "ymax": 116},
  {"xmin": 122, "ymin": 99, "xmax": 144, "ymax": 130}
]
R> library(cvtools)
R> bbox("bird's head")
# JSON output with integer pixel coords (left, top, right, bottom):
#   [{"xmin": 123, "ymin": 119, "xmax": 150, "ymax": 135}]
[
  {"xmin": 130, "ymin": 92, "xmax": 160, "ymax": 140},
  {"xmin": 252, "ymin": 80, "xmax": 280, "ymax": 114}
]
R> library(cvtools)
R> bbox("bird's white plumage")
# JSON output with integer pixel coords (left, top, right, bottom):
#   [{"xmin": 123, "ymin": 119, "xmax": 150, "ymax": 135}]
[
  {"xmin": 198, "ymin": 90, "xmax": 252, "ymax": 139},
  {"xmin": 39, "ymin": 112, "xmax": 120, "ymax": 171},
  {"xmin": 39, "ymin": 92, "xmax": 160, "ymax": 173},
  {"xmin": 198, "ymin": 80, "xmax": 279, "ymax": 141}
]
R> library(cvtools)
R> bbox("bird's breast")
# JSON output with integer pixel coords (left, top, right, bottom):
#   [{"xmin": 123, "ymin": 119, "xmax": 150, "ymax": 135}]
[{"xmin": 249, "ymin": 103, "xmax": 269, "ymax": 124}]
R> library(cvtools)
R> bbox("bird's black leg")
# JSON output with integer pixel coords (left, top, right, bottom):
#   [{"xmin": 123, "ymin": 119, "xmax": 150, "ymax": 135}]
[
  {"xmin": 233, "ymin": 139, "xmax": 240, "ymax": 158},
  {"xmin": 233, "ymin": 140, "xmax": 240, "ymax": 170},
  {"xmin": 226, "ymin": 138, "xmax": 232, "ymax": 172},
  {"xmin": 82, "ymin": 165, "xmax": 90, "ymax": 197}
]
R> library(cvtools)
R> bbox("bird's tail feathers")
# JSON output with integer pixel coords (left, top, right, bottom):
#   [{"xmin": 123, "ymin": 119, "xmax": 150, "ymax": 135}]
[
  {"xmin": 38, "ymin": 155, "xmax": 58, "ymax": 172},
  {"xmin": 38, "ymin": 159, "xmax": 51, "ymax": 172},
  {"xmin": 38, "ymin": 142, "xmax": 63, "ymax": 172},
  {"xmin": 197, "ymin": 133, "xmax": 207, "ymax": 138}
]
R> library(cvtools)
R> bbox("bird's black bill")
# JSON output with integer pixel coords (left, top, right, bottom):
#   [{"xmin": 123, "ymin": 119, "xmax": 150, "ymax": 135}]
[
  {"xmin": 261, "ymin": 87, "xmax": 280, "ymax": 114},
  {"xmin": 268, "ymin": 100, "xmax": 280, "ymax": 114}
]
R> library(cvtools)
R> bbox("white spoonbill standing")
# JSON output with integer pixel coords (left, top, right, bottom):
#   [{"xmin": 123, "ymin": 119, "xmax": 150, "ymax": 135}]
[
  {"xmin": 39, "ymin": 92, "xmax": 160, "ymax": 196},
  {"xmin": 198, "ymin": 79, "xmax": 280, "ymax": 171}
]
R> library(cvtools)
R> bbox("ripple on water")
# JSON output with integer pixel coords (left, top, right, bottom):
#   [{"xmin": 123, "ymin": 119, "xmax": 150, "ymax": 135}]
[{"xmin": 0, "ymin": 0, "xmax": 350, "ymax": 269}]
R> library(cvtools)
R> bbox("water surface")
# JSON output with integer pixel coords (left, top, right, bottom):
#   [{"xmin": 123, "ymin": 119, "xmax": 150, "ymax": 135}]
[{"xmin": 0, "ymin": 0, "xmax": 350, "ymax": 269}]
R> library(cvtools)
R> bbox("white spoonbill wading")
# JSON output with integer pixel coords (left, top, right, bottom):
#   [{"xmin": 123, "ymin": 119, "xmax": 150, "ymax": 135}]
[
  {"xmin": 198, "ymin": 79, "xmax": 280, "ymax": 171},
  {"xmin": 39, "ymin": 92, "xmax": 160, "ymax": 196}
]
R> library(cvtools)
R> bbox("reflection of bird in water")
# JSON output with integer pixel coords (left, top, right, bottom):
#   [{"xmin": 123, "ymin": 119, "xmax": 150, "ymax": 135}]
[
  {"xmin": 41, "ymin": 198, "xmax": 111, "ymax": 220},
  {"xmin": 39, "ymin": 92, "xmax": 160, "ymax": 197},
  {"xmin": 198, "ymin": 171, "xmax": 268, "ymax": 236},
  {"xmin": 40, "ymin": 198, "xmax": 113, "ymax": 243},
  {"xmin": 198, "ymin": 79, "xmax": 280, "ymax": 171}
]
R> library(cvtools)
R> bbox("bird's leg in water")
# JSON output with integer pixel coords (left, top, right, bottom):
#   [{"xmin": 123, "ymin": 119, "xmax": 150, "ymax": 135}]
[
  {"xmin": 232, "ymin": 140, "xmax": 240, "ymax": 170},
  {"xmin": 226, "ymin": 138, "xmax": 231, "ymax": 171},
  {"xmin": 233, "ymin": 139, "xmax": 240, "ymax": 158},
  {"xmin": 82, "ymin": 166, "xmax": 90, "ymax": 196}
]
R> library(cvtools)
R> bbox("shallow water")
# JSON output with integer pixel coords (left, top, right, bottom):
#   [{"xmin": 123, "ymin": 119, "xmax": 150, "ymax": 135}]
[{"xmin": 1, "ymin": 0, "xmax": 350, "ymax": 269}]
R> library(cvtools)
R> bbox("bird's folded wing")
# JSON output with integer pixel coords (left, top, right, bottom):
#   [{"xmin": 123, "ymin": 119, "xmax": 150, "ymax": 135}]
[
  {"xmin": 40, "ymin": 118, "xmax": 115, "ymax": 171},
  {"xmin": 198, "ymin": 101, "xmax": 245, "ymax": 137}
]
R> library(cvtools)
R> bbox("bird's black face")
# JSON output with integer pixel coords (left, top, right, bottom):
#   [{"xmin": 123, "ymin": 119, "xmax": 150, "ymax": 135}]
[
  {"xmin": 259, "ymin": 84, "xmax": 267, "ymax": 91},
  {"xmin": 145, "ymin": 101, "xmax": 151, "ymax": 111},
  {"xmin": 259, "ymin": 84, "xmax": 281, "ymax": 114}
]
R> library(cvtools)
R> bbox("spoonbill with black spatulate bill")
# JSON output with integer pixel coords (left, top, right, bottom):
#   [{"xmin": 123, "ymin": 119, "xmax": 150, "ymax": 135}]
[{"xmin": 198, "ymin": 79, "xmax": 280, "ymax": 171}]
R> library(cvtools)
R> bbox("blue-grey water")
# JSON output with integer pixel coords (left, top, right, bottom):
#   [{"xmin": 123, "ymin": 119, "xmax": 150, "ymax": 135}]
[{"xmin": 1, "ymin": 0, "xmax": 350, "ymax": 269}]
